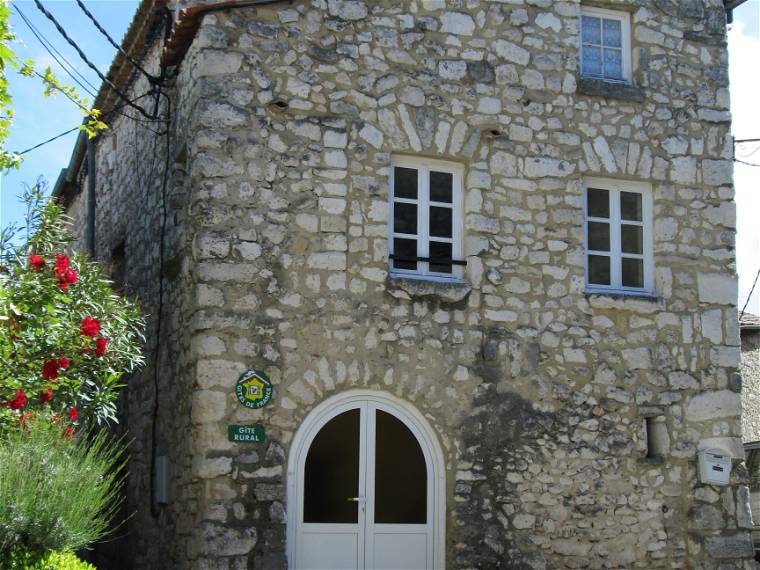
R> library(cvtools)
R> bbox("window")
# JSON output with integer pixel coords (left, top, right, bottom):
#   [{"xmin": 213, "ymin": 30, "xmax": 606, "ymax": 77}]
[
  {"xmin": 580, "ymin": 7, "xmax": 631, "ymax": 83},
  {"xmin": 584, "ymin": 178, "xmax": 653, "ymax": 294},
  {"xmin": 389, "ymin": 157, "xmax": 464, "ymax": 281}
]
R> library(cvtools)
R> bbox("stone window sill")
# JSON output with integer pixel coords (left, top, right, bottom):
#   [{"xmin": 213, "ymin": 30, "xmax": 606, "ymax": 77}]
[
  {"xmin": 577, "ymin": 78, "xmax": 645, "ymax": 103},
  {"xmin": 387, "ymin": 276, "xmax": 472, "ymax": 303},
  {"xmin": 585, "ymin": 291, "xmax": 663, "ymax": 312}
]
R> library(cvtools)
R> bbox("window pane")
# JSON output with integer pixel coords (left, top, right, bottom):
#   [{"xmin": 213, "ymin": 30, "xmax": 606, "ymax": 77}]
[
  {"xmin": 587, "ymin": 188, "xmax": 609, "ymax": 218},
  {"xmin": 621, "ymin": 224, "xmax": 643, "ymax": 254},
  {"xmin": 393, "ymin": 202, "xmax": 417, "ymax": 235},
  {"xmin": 603, "ymin": 48, "xmax": 623, "ymax": 79},
  {"xmin": 620, "ymin": 192, "xmax": 642, "ymax": 221},
  {"xmin": 430, "ymin": 206, "xmax": 452, "ymax": 238},
  {"xmin": 582, "ymin": 45, "xmax": 602, "ymax": 77},
  {"xmin": 374, "ymin": 410, "xmax": 427, "ymax": 524},
  {"xmin": 588, "ymin": 255, "xmax": 611, "ymax": 285},
  {"xmin": 582, "ymin": 15, "xmax": 601, "ymax": 44},
  {"xmin": 588, "ymin": 221, "xmax": 610, "ymax": 252},
  {"xmin": 602, "ymin": 18, "xmax": 622, "ymax": 48},
  {"xmin": 394, "ymin": 167, "xmax": 418, "ymax": 199},
  {"xmin": 304, "ymin": 409, "xmax": 360, "ymax": 523},
  {"xmin": 430, "ymin": 171, "xmax": 453, "ymax": 203},
  {"xmin": 393, "ymin": 238, "xmax": 417, "ymax": 270},
  {"xmin": 429, "ymin": 241, "xmax": 453, "ymax": 274},
  {"xmin": 622, "ymin": 257, "xmax": 644, "ymax": 288}
]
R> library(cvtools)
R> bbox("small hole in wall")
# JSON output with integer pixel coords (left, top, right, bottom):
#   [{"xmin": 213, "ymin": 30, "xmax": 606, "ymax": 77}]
[
  {"xmin": 645, "ymin": 416, "xmax": 669, "ymax": 460},
  {"xmin": 268, "ymin": 99, "xmax": 289, "ymax": 112},
  {"xmin": 482, "ymin": 127, "xmax": 503, "ymax": 138}
]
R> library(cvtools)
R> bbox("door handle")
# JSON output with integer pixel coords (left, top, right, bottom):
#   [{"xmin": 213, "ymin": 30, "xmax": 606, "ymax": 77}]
[{"xmin": 347, "ymin": 496, "xmax": 366, "ymax": 502}]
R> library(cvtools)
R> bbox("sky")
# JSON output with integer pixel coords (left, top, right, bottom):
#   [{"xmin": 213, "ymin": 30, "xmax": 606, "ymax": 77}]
[{"xmin": 0, "ymin": 0, "xmax": 758, "ymax": 314}]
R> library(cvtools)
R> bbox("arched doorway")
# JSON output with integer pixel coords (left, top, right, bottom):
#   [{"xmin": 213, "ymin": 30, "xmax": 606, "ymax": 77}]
[{"xmin": 286, "ymin": 390, "xmax": 446, "ymax": 569}]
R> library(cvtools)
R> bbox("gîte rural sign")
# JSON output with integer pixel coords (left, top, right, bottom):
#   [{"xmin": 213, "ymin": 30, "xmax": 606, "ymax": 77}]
[
  {"xmin": 228, "ymin": 425, "xmax": 266, "ymax": 443},
  {"xmin": 235, "ymin": 370, "xmax": 273, "ymax": 410}
]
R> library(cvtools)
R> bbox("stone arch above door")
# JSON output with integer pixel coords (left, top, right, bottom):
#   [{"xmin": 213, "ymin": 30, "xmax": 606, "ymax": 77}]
[{"xmin": 286, "ymin": 390, "xmax": 446, "ymax": 570}]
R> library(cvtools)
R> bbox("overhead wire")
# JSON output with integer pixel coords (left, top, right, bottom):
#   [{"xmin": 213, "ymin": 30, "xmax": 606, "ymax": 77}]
[
  {"xmin": 32, "ymin": 0, "xmax": 157, "ymax": 120},
  {"xmin": 741, "ymin": 266, "xmax": 760, "ymax": 319},
  {"xmin": 74, "ymin": 0, "xmax": 160, "ymax": 84}
]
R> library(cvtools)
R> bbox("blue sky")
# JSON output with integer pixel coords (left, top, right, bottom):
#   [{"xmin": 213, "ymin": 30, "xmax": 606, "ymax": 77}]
[{"xmin": 0, "ymin": 1, "xmax": 758, "ymax": 313}]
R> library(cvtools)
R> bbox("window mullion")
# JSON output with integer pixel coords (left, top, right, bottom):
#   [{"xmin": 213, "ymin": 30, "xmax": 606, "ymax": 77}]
[
  {"xmin": 611, "ymin": 189, "xmax": 622, "ymax": 288},
  {"xmin": 419, "ymin": 167, "xmax": 430, "ymax": 275}
]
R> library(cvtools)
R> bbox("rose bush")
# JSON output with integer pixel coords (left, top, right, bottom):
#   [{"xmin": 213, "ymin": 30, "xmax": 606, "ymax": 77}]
[{"xmin": 0, "ymin": 185, "xmax": 145, "ymax": 431}]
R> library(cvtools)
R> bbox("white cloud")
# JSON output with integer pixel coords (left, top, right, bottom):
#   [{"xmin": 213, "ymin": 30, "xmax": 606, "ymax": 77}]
[{"xmin": 729, "ymin": 12, "xmax": 760, "ymax": 315}]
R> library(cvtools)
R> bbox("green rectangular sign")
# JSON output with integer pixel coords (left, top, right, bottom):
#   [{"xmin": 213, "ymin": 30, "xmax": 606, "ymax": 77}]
[{"xmin": 228, "ymin": 425, "xmax": 266, "ymax": 443}]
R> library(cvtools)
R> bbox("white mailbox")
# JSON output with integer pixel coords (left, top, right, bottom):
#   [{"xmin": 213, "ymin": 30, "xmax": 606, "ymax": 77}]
[{"xmin": 698, "ymin": 448, "xmax": 732, "ymax": 486}]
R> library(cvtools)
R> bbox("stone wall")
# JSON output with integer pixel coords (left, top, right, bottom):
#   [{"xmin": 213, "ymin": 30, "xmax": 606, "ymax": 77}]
[
  {"xmin": 64, "ymin": 0, "xmax": 754, "ymax": 569},
  {"xmin": 742, "ymin": 328, "xmax": 760, "ymax": 443}
]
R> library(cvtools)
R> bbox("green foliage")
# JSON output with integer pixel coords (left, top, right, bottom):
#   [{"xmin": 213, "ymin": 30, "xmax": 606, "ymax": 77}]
[
  {"xmin": 0, "ymin": 3, "xmax": 106, "ymax": 171},
  {"xmin": 1, "ymin": 548, "xmax": 96, "ymax": 570},
  {"xmin": 0, "ymin": 419, "xmax": 128, "ymax": 556},
  {"xmin": 0, "ymin": 183, "xmax": 145, "ymax": 428}
]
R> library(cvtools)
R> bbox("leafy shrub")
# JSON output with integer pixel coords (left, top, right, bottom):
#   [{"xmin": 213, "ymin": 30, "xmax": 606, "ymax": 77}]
[
  {"xmin": 0, "ymin": 549, "xmax": 96, "ymax": 570},
  {"xmin": 0, "ymin": 419, "xmax": 127, "ymax": 555},
  {"xmin": 0, "ymin": 184, "xmax": 145, "ymax": 430}
]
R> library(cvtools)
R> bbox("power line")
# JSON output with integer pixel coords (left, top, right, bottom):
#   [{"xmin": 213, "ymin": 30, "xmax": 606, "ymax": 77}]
[
  {"xmin": 734, "ymin": 158, "xmax": 760, "ymax": 168},
  {"xmin": 12, "ymin": 3, "xmax": 99, "ymax": 98},
  {"xmin": 17, "ymin": 126, "xmax": 79, "ymax": 155},
  {"xmin": 741, "ymin": 266, "xmax": 760, "ymax": 319},
  {"xmin": 74, "ymin": 0, "xmax": 160, "ymax": 84},
  {"xmin": 736, "ymin": 138, "xmax": 760, "ymax": 144},
  {"xmin": 32, "ymin": 0, "xmax": 157, "ymax": 120}
]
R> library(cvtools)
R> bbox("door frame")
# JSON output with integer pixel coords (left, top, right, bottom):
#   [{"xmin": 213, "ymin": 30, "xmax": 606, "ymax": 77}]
[{"xmin": 286, "ymin": 389, "xmax": 446, "ymax": 569}]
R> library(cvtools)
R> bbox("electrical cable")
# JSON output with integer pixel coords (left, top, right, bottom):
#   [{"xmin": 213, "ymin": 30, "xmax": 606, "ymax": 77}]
[
  {"xmin": 12, "ymin": 3, "xmax": 99, "ymax": 97},
  {"xmin": 734, "ymin": 158, "xmax": 760, "ymax": 168},
  {"xmin": 74, "ymin": 0, "xmax": 161, "ymax": 84},
  {"xmin": 17, "ymin": 126, "xmax": 79, "ymax": 155},
  {"xmin": 741, "ymin": 266, "xmax": 760, "ymax": 320},
  {"xmin": 32, "ymin": 0, "xmax": 158, "ymax": 120}
]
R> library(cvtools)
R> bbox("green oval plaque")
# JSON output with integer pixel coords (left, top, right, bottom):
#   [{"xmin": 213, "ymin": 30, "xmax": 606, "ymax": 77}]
[{"xmin": 235, "ymin": 370, "xmax": 273, "ymax": 410}]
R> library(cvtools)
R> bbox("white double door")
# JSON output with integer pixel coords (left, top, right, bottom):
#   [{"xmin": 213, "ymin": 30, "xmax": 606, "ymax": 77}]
[{"xmin": 294, "ymin": 401, "xmax": 434, "ymax": 570}]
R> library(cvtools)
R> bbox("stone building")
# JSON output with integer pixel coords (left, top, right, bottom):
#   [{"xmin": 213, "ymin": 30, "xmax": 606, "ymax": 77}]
[
  {"xmin": 741, "ymin": 311, "xmax": 760, "ymax": 559},
  {"xmin": 54, "ymin": 0, "xmax": 754, "ymax": 568}
]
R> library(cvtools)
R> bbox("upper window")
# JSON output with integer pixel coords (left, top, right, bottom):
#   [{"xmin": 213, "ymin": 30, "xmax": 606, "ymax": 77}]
[
  {"xmin": 580, "ymin": 7, "xmax": 631, "ymax": 83},
  {"xmin": 584, "ymin": 178, "xmax": 653, "ymax": 295},
  {"xmin": 389, "ymin": 158, "xmax": 464, "ymax": 281}
]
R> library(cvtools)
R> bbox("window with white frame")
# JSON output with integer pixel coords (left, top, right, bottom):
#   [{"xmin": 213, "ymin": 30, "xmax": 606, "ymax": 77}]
[
  {"xmin": 584, "ymin": 178, "xmax": 653, "ymax": 294},
  {"xmin": 389, "ymin": 158, "xmax": 464, "ymax": 280},
  {"xmin": 580, "ymin": 7, "xmax": 631, "ymax": 83}
]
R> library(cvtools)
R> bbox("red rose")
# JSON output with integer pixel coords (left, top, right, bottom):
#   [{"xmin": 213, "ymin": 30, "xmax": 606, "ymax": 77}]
[
  {"xmin": 57, "ymin": 268, "xmax": 78, "ymax": 291},
  {"xmin": 81, "ymin": 316, "xmax": 100, "ymax": 337},
  {"xmin": 7, "ymin": 391, "xmax": 27, "ymax": 410},
  {"xmin": 42, "ymin": 359, "xmax": 59, "ymax": 380},
  {"xmin": 95, "ymin": 337, "xmax": 107, "ymax": 357},
  {"xmin": 54, "ymin": 254, "xmax": 69, "ymax": 277},
  {"xmin": 57, "ymin": 356, "xmax": 71, "ymax": 370},
  {"xmin": 40, "ymin": 389, "xmax": 54, "ymax": 403},
  {"xmin": 28, "ymin": 254, "xmax": 44, "ymax": 270},
  {"xmin": 67, "ymin": 407, "xmax": 79, "ymax": 422}
]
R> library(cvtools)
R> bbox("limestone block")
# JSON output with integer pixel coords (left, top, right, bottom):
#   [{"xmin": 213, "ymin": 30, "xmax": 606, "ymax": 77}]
[
  {"xmin": 704, "ymin": 533, "xmax": 753, "ymax": 558},
  {"xmin": 197, "ymin": 360, "xmax": 247, "ymax": 389},
  {"xmin": 193, "ymin": 456, "xmax": 232, "ymax": 479},
  {"xmin": 685, "ymin": 390, "xmax": 741, "ymax": 422},
  {"xmin": 440, "ymin": 12, "xmax": 475, "ymax": 36},
  {"xmin": 192, "ymin": 390, "xmax": 227, "ymax": 424},
  {"xmin": 702, "ymin": 309, "xmax": 724, "ymax": 344},
  {"xmin": 193, "ymin": 50, "xmax": 243, "ymax": 77},
  {"xmin": 202, "ymin": 524, "xmax": 257, "ymax": 556},
  {"xmin": 698, "ymin": 273, "xmax": 737, "ymax": 305}
]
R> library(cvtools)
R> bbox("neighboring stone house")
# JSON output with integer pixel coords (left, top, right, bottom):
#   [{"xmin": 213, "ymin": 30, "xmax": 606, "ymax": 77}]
[
  {"xmin": 741, "ymin": 311, "xmax": 760, "ymax": 559},
  {"xmin": 54, "ymin": 1, "xmax": 754, "ymax": 568}
]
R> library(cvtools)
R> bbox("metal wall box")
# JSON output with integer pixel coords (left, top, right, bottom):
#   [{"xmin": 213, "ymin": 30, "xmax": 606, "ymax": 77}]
[{"xmin": 698, "ymin": 449, "xmax": 731, "ymax": 486}]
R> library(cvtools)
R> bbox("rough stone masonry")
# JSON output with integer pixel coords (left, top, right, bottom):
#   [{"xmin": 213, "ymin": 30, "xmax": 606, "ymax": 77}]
[{"xmin": 58, "ymin": 0, "xmax": 754, "ymax": 568}]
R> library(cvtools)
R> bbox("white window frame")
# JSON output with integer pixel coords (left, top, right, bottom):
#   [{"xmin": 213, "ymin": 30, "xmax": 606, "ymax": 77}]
[
  {"xmin": 584, "ymin": 177, "xmax": 654, "ymax": 295},
  {"xmin": 580, "ymin": 6, "xmax": 632, "ymax": 84},
  {"xmin": 388, "ymin": 156, "xmax": 465, "ymax": 282}
]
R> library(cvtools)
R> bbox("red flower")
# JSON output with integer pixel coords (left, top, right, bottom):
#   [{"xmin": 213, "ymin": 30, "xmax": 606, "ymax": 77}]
[
  {"xmin": 54, "ymin": 254, "xmax": 69, "ymax": 277},
  {"xmin": 42, "ymin": 360, "xmax": 59, "ymax": 380},
  {"xmin": 28, "ymin": 254, "xmax": 44, "ymax": 271},
  {"xmin": 64, "ymin": 425, "xmax": 74, "ymax": 439},
  {"xmin": 67, "ymin": 407, "xmax": 79, "ymax": 423},
  {"xmin": 81, "ymin": 316, "xmax": 100, "ymax": 337},
  {"xmin": 95, "ymin": 337, "xmax": 107, "ymax": 357},
  {"xmin": 57, "ymin": 356, "xmax": 71, "ymax": 370},
  {"xmin": 57, "ymin": 268, "xmax": 78, "ymax": 291},
  {"xmin": 3, "ymin": 391, "xmax": 27, "ymax": 410},
  {"xmin": 40, "ymin": 389, "xmax": 54, "ymax": 403},
  {"xmin": 82, "ymin": 347, "xmax": 90, "ymax": 355}
]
